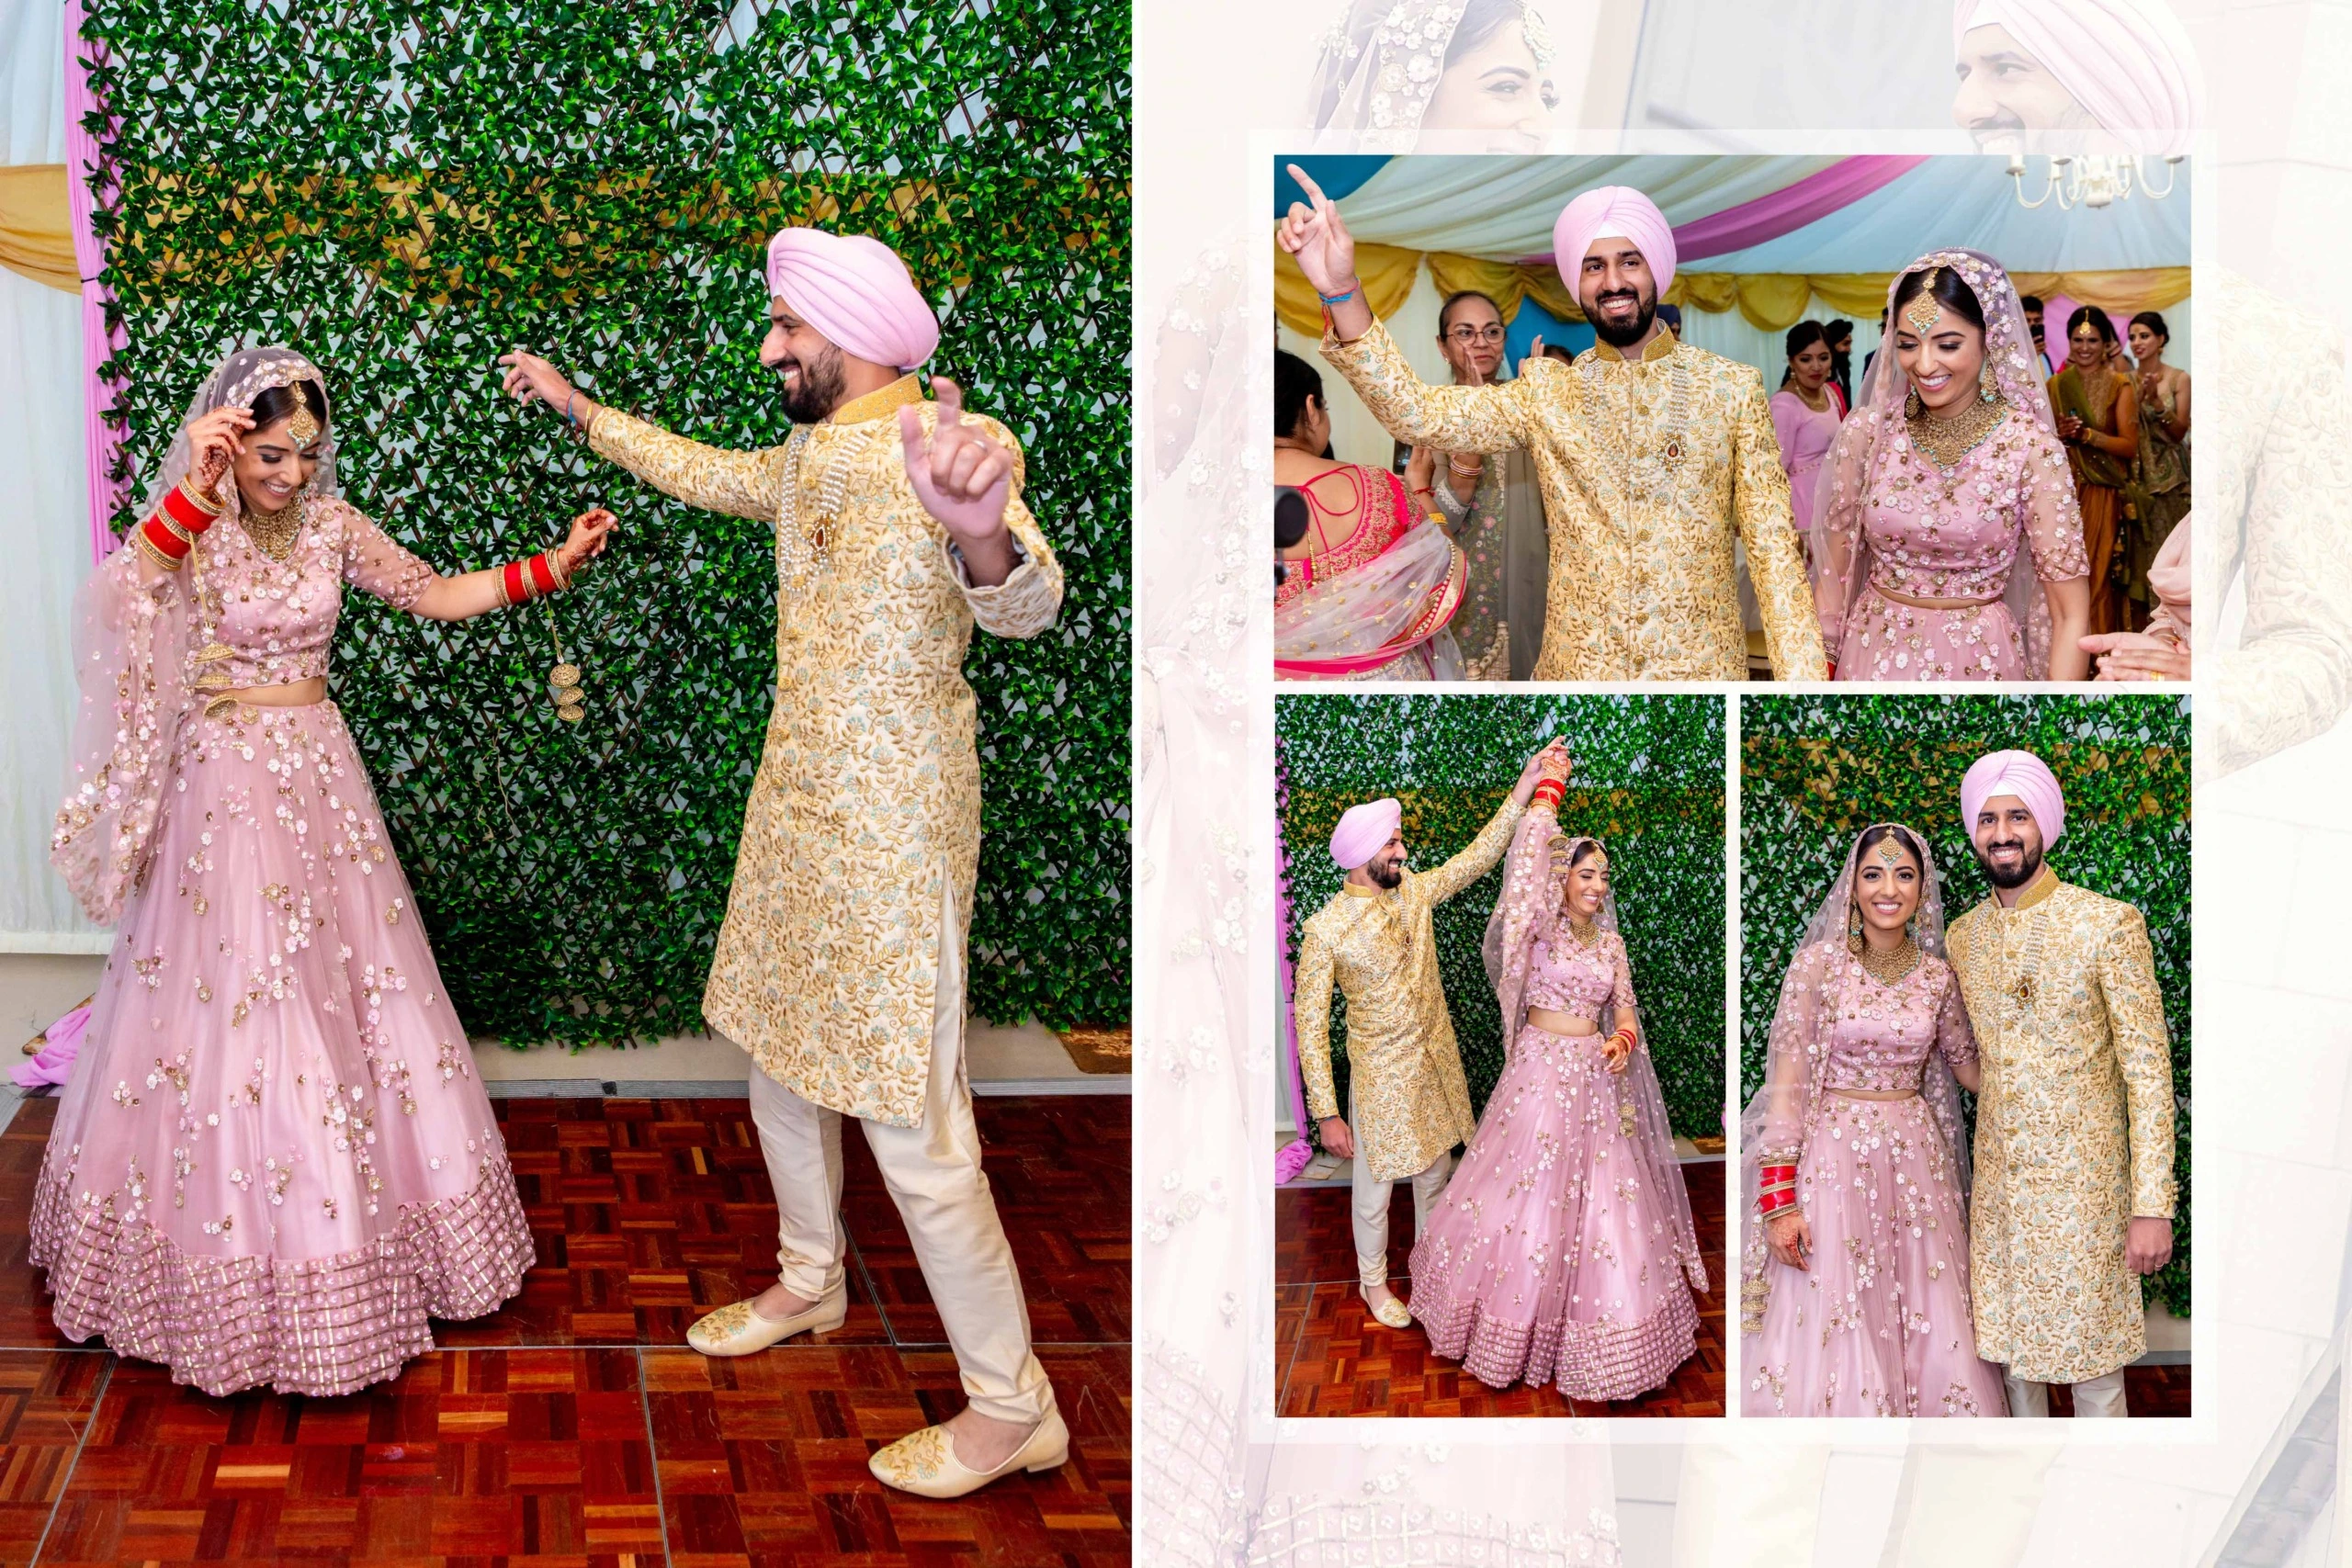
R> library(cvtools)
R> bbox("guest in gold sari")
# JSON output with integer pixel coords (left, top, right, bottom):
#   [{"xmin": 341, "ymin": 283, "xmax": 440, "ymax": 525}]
[
  {"xmin": 2124, "ymin": 311, "xmax": 2190, "ymax": 633},
  {"xmin": 2047, "ymin": 308, "xmax": 2141, "ymax": 636}
]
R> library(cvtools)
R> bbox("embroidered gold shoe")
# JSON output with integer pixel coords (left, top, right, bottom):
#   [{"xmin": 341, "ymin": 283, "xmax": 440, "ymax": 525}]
[
  {"xmin": 867, "ymin": 1407, "xmax": 1071, "ymax": 1499},
  {"xmin": 1364, "ymin": 1291, "xmax": 1413, "ymax": 1329},
  {"xmin": 684, "ymin": 1290, "xmax": 847, "ymax": 1358}
]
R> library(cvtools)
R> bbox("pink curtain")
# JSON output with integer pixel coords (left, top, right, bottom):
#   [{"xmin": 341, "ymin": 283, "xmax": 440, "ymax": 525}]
[
  {"xmin": 1669, "ymin": 155, "xmax": 1931, "ymax": 264},
  {"xmin": 63, "ymin": 0, "xmax": 127, "ymax": 565},
  {"xmin": 1274, "ymin": 744, "xmax": 1315, "ymax": 1185}
]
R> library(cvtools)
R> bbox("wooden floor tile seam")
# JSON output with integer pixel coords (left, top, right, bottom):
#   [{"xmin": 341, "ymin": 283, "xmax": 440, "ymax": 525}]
[
  {"xmin": 1273, "ymin": 1284, "xmax": 1314, "ymax": 1416},
  {"xmin": 631, "ymin": 1344, "xmax": 680, "ymax": 1568},
  {"xmin": 23, "ymin": 1352, "xmax": 110, "ymax": 1568}
]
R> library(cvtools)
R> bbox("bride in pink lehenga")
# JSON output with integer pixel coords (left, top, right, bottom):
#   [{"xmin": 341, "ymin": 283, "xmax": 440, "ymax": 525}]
[
  {"xmin": 1739, "ymin": 823, "xmax": 2009, "ymax": 1417},
  {"xmin": 1406, "ymin": 756, "xmax": 1708, "ymax": 1400},
  {"xmin": 35, "ymin": 346, "xmax": 613, "ymax": 1396}
]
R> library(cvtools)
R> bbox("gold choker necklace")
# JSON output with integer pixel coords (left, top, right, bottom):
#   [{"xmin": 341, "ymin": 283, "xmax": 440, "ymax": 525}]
[
  {"xmin": 1566, "ymin": 915, "xmax": 1600, "ymax": 947},
  {"xmin": 1906, "ymin": 396, "xmax": 2007, "ymax": 470},
  {"xmin": 240, "ymin": 492, "xmax": 307, "ymax": 560},
  {"xmin": 1856, "ymin": 936, "xmax": 1921, "ymax": 987}
]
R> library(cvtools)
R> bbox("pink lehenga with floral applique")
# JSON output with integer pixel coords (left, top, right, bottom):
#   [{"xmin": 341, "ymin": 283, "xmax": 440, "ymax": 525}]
[
  {"xmin": 32, "ymin": 347, "xmax": 533, "ymax": 1397},
  {"xmin": 1405, "ymin": 808, "xmax": 1708, "ymax": 1400},
  {"xmin": 1738, "ymin": 828, "xmax": 2009, "ymax": 1417}
]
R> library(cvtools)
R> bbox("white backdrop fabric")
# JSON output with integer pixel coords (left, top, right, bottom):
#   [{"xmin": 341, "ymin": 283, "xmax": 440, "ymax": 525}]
[{"xmin": 0, "ymin": 0, "xmax": 105, "ymax": 951}]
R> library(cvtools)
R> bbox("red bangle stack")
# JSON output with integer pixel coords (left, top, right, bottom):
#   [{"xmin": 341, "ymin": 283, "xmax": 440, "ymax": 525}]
[
  {"xmin": 1758, "ymin": 1161, "xmax": 1799, "ymax": 1217},
  {"xmin": 133, "ymin": 477, "xmax": 225, "ymax": 571},
  {"xmin": 1532, "ymin": 777, "xmax": 1567, "ymax": 811},
  {"xmin": 495, "ymin": 549, "xmax": 571, "ymax": 609}
]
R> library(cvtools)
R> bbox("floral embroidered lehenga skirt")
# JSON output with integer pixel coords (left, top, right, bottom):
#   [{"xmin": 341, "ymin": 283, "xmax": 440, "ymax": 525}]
[
  {"xmin": 28, "ymin": 701, "xmax": 535, "ymax": 1396},
  {"xmin": 1742, "ymin": 1094, "xmax": 2008, "ymax": 1416},
  {"xmin": 1407, "ymin": 1024, "xmax": 1706, "ymax": 1400}
]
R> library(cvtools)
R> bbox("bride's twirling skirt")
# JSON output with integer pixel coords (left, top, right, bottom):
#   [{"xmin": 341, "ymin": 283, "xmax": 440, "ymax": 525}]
[
  {"xmin": 1408, "ymin": 1023, "xmax": 1703, "ymax": 1401},
  {"xmin": 28, "ymin": 701, "xmax": 535, "ymax": 1397},
  {"xmin": 1741, "ymin": 1095, "xmax": 2007, "ymax": 1416}
]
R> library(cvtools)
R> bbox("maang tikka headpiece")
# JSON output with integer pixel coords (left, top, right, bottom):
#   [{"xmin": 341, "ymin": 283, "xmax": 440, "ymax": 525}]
[
  {"xmin": 1874, "ymin": 836, "xmax": 1908, "ymax": 867},
  {"xmin": 285, "ymin": 382, "xmax": 321, "ymax": 448},
  {"xmin": 1903, "ymin": 268, "xmax": 1944, "ymax": 337}
]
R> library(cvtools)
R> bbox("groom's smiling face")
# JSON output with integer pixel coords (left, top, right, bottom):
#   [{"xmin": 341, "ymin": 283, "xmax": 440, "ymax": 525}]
[{"xmin": 1972, "ymin": 795, "xmax": 2045, "ymax": 890}]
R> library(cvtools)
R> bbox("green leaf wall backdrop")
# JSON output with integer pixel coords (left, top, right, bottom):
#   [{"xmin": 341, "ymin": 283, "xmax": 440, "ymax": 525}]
[
  {"xmin": 1741, "ymin": 694, "xmax": 2190, "ymax": 1315},
  {"xmin": 1279, "ymin": 694, "xmax": 1726, "ymax": 1142},
  {"xmin": 79, "ymin": 0, "xmax": 1130, "ymax": 1043}
]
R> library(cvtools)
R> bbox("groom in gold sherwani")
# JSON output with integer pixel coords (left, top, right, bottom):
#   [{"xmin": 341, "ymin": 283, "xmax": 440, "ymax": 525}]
[
  {"xmin": 1944, "ymin": 750, "xmax": 2177, "ymax": 1418},
  {"xmin": 500, "ymin": 226, "xmax": 1067, "ymax": 1496},
  {"xmin": 1279, "ymin": 169, "xmax": 1826, "ymax": 682},
  {"xmin": 1292, "ymin": 743, "xmax": 1558, "ymax": 1328}
]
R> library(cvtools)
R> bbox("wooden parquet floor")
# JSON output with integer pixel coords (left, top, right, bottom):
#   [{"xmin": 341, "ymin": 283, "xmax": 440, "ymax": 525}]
[
  {"xmin": 1273, "ymin": 1159, "xmax": 1729, "ymax": 1418},
  {"xmin": 0, "ymin": 1091, "xmax": 1130, "ymax": 1566}
]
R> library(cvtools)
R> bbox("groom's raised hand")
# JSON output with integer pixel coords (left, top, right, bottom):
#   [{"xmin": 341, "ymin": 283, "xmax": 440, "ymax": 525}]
[
  {"xmin": 1279, "ymin": 165, "xmax": 1373, "ymax": 340},
  {"xmin": 901, "ymin": 377, "xmax": 1017, "ymax": 587},
  {"xmin": 499, "ymin": 350, "xmax": 601, "ymax": 429}
]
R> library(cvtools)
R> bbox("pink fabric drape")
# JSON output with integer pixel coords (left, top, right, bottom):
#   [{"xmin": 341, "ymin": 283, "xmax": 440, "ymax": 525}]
[
  {"xmin": 1274, "ymin": 745, "xmax": 1316, "ymax": 1185},
  {"xmin": 64, "ymin": 0, "xmax": 127, "ymax": 565},
  {"xmin": 1670, "ymin": 155, "xmax": 1931, "ymax": 264}
]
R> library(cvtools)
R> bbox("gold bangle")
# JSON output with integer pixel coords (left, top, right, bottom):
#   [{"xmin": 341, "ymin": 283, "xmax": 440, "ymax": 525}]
[
  {"xmin": 134, "ymin": 529, "xmax": 183, "ymax": 572},
  {"xmin": 159, "ymin": 513, "xmax": 197, "ymax": 547},
  {"xmin": 178, "ymin": 475, "xmax": 226, "ymax": 517}
]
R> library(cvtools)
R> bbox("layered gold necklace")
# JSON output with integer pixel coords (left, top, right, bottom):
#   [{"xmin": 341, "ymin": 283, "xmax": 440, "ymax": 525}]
[
  {"xmin": 240, "ymin": 492, "xmax": 306, "ymax": 560},
  {"xmin": 1906, "ymin": 396, "xmax": 2007, "ymax": 471},
  {"xmin": 1856, "ymin": 935, "xmax": 1921, "ymax": 987}
]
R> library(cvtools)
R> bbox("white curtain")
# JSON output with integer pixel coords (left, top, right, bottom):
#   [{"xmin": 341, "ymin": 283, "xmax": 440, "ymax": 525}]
[{"xmin": 0, "ymin": 0, "xmax": 105, "ymax": 951}]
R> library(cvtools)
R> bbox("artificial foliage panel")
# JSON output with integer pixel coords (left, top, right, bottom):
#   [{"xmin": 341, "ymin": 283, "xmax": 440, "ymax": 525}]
[
  {"xmin": 79, "ymin": 0, "xmax": 1131, "ymax": 1043},
  {"xmin": 1741, "ymin": 694, "xmax": 2190, "ymax": 1314},
  {"xmin": 1278, "ymin": 694, "xmax": 1726, "ymax": 1141}
]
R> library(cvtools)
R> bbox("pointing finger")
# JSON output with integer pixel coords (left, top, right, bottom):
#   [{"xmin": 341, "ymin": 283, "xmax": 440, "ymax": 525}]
[
  {"xmin": 931, "ymin": 376, "xmax": 966, "ymax": 427},
  {"xmin": 1286, "ymin": 164, "xmax": 1328, "ymax": 210}
]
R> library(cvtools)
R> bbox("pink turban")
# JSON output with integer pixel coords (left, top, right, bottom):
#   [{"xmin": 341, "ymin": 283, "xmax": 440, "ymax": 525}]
[
  {"xmin": 1552, "ymin": 186, "xmax": 1676, "ymax": 298},
  {"xmin": 1961, "ymin": 750, "xmax": 2067, "ymax": 846},
  {"xmin": 1330, "ymin": 799, "xmax": 1401, "ymax": 871},
  {"xmin": 1953, "ymin": 0, "xmax": 2201, "ymax": 154},
  {"xmin": 764, "ymin": 228, "xmax": 941, "ymax": 371}
]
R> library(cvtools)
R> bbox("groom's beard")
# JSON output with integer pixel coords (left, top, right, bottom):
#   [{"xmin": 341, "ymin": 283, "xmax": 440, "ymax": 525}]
[
  {"xmin": 1976, "ymin": 838, "xmax": 2043, "ymax": 890},
  {"xmin": 1589, "ymin": 286, "xmax": 1657, "ymax": 350},
  {"xmin": 1368, "ymin": 856, "xmax": 1405, "ymax": 890},
  {"xmin": 775, "ymin": 344, "xmax": 848, "ymax": 423}
]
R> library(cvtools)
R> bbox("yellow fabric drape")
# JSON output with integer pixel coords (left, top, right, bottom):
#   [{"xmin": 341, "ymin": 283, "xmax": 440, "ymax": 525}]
[
  {"xmin": 0, "ymin": 164, "xmax": 79, "ymax": 293},
  {"xmin": 1273, "ymin": 232, "xmax": 2196, "ymax": 336}
]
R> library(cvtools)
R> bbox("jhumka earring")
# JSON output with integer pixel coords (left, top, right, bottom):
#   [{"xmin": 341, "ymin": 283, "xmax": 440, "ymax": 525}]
[
  {"xmin": 1847, "ymin": 901, "xmax": 1865, "ymax": 956},
  {"xmin": 1980, "ymin": 361, "xmax": 1999, "ymax": 404},
  {"xmin": 1905, "ymin": 386, "xmax": 1924, "ymax": 420}
]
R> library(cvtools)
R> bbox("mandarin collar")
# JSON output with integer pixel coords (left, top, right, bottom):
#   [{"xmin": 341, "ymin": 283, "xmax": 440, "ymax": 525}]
[
  {"xmin": 827, "ymin": 374, "xmax": 926, "ymax": 424},
  {"xmin": 1591, "ymin": 326, "xmax": 1679, "ymax": 365}
]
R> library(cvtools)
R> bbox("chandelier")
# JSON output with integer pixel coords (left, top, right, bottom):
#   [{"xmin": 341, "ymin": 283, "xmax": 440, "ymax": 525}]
[{"xmin": 2008, "ymin": 152, "xmax": 2185, "ymax": 211}]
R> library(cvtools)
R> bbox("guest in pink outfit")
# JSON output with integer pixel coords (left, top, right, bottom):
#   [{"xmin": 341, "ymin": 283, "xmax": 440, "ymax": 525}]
[
  {"xmin": 37, "ymin": 347, "xmax": 616, "ymax": 1397},
  {"xmin": 1813, "ymin": 250, "xmax": 2094, "ymax": 681},
  {"xmin": 1740, "ymin": 824, "xmax": 2008, "ymax": 1417},
  {"xmin": 1771, "ymin": 321, "xmax": 1845, "ymax": 560},
  {"xmin": 1407, "ymin": 750, "xmax": 1708, "ymax": 1402}
]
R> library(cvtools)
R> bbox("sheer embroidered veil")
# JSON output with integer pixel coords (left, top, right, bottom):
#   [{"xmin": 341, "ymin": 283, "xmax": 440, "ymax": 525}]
[
  {"xmin": 1810, "ymin": 249, "xmax": 2063, "ymax": 671},
  {"xmin": 1737, "ymin": 824, "xmax": 1970, "ymax": 1328}
]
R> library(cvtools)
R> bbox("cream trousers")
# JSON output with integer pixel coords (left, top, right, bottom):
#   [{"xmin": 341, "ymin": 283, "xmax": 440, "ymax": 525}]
[
  {"xmin": 743, "ymin": 879, "xmax": 1055, "ymax": 1426},
  {"xmin": 2004, "ymin": 1367, "xmax": 2129, "ymax": 1417},
  {"xmin": 1349, "ymin": 1087, "xmax": 1453, "ymax": 1288}
]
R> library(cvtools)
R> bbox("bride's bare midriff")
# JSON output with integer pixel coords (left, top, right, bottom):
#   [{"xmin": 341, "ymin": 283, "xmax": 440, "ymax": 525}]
[
  {"xmin": 1869, "ymin": 583, "xmax": 2003, "ymax": 612},
  {"xmin": 1825, "ymin": 1087, "xmax": 1918, "ymax": 1100},
  {"xmin": 1524, "ymin": 1007, "xmax": 1600, "ymax": 1037},
  {"xmin": 216, "ymin": 679, "xmax": 328, "ymax": 707}
]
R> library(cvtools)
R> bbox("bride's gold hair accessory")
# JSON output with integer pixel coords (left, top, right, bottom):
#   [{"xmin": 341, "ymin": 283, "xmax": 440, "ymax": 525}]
[
  {"xmin": 283, "ymin": 381, "xmax": 321, "ymax": 448},
  {"xmin": 1903, "ymin": 267, "xmax": 1944, "ymax": 337}
]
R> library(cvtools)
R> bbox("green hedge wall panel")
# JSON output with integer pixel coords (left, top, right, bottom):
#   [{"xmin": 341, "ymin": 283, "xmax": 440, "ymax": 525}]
[
  {"xmin": 1740, "ymin": 694, "xmax": 2190, "ymax": 1316},
  {"xmin": 1278, "ymin": 694, "xmax": 1726, "ymax": 1142},
  {"xmin": 82, "ymin": 0, "xmax": 1131, "ymax": 1044}
]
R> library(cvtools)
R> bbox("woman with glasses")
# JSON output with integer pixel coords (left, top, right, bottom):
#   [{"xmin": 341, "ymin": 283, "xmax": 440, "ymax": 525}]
[{"xmin": 1405, "ymin": 290, "xmax": 1517, "ymax": 679}]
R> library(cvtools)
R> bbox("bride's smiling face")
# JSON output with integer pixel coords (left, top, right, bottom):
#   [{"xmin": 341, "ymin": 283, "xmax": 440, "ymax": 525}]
[
  {"xmin": 1854, "ymin": 839, "xmax": 1922, "ymax": 937},
  {"xmin": 1561, "ymin": 848, "xmax": 1610, "ymax": 918},
  {"xmin": 1421, "ymin": 13, "xmax": 1558, "ymax": 150}
]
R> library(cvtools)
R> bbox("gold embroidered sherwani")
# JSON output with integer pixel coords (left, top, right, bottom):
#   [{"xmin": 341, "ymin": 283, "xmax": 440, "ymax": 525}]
[
  {"xmin": 1946, "ymin": 867, "xmax": 2177, "ymax": 1384},
  {"xmin": 587, "ymin": 376, "xmax": 1062, "ymax": 1127},
  {"xmin": 1320, "ymin": 321, "xmax": 1826, "ymax": 682},
  {"xmin": 1293, "ymin": 799, "xmax": 1524, "ymax": 1182}
]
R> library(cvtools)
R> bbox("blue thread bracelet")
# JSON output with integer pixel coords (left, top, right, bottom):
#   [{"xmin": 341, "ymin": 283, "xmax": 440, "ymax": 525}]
[{"xmin": 1317, "ymin": 283, "xmax": 1358, "ymax": 306}]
